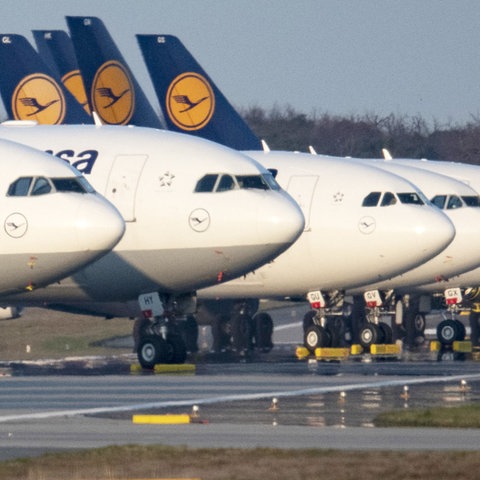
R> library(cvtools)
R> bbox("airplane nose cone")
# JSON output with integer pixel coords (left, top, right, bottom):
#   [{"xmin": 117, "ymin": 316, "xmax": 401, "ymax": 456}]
[
  {"xmin": 75, "ymin": 194, "xmax": 125, "ymax": 253},
  {"xmin": 257, "ymin": 190, "xmax": 305, "ymax": 254},
  {"xmin": 410, "ymin": 207, "xmax": 455, "ymax": 262}
]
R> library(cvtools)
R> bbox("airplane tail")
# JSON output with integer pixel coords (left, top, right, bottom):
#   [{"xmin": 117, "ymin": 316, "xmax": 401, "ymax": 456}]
[
  {"xmin": 136, "ymin": 34, "xmax": 262, "ymax": 150},
  {"xmin": 33, "ymin": 30, "xmax": 91, "ymax": 115},
  {"xmin": 66, "ymin": 16, "xmax": 162, "ymax": 128},
  {"xmin": 0, "ymin": 34, "xmax": 92, "ymax": 124}
]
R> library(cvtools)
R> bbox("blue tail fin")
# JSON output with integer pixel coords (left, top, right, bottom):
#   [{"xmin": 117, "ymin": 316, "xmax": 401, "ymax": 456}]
[
  {"xmin": 66, "ymin": 16, "xmax": 162, "ymax": 128},
  {"xmin": 33, "ymin": 30, "xmax": 91, "ymax": 116},
  {"xmin": 136, "ymin": 34, "xmax": 262, "ymax": 150},
  {"xmin": 0, "ymin": 34, "xmax": 92, "ymax": 124}
]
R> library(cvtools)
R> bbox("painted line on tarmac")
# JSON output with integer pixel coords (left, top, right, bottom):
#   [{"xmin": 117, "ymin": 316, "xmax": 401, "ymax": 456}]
[
  {"xmin": 274, "ymin": 321, "xmax": 302, "ymax": 331},
  {"xmin": 1, "ymin": 373, "xmax": 480, "ymax": 424}
]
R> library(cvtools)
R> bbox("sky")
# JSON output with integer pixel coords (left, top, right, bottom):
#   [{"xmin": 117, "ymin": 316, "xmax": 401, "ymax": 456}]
[{"xmin": 1, "ymin": 0, "xmax": 480, "ymax": 126}]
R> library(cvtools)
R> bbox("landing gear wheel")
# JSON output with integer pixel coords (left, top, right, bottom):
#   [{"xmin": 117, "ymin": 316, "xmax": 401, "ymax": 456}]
[
  {"xmin": 413, "ymin": 313, "xmax": 426, "ymax": 335},
  {"xmin": 253, "ymin": 312, "xmax": 274, "ymax": 352},
  {"xmin": 359, "ymin": 324, "xmax": 380, "ymax": 349},
  {"xmin": 211, "ymin": 314, "xmax": 231, "ymax": 352},
  {"xmin": 183, "ymin": 315, "xmax": 199, "ymax": 353},
  {"xmin": 303, "ymin": 310, "xmax": 317, "ymax": 332},
  {"xmin": 437, "ymin": 319, "xmax": 465, "ymax": 345},
  {"xmin": 166, "ymin": 334, "xmax": 187, "ymax": 364},
  {"xmin": 378, "ymin": 322, "xmax": 393, "ymax": 344},
  {"xmin": 304, "ymin": 325, "xmax": 331, "ymax": 352},
  {"xmin": 137, "ymin": 335, "xmax": 168, "ymax": 369},
  {"xmin": 232, "ymin": 313, "xmax": 252, "ymax": 352}
]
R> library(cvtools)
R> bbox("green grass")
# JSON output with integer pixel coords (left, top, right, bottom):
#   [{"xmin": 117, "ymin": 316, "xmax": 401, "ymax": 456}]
[
  {"xmin": 0, "ymin": 308, "xmax": 133, "ymax": 360},
  {"xmin": 374, "ymin": 402, "xmax": 480, "ymax": 428},
  {"xmin": 1, "ymin": 445, "xmax": 480, "ymax": 480}
]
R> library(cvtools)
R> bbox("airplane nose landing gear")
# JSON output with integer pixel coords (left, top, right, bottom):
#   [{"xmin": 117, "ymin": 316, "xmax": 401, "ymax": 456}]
[{"xmin": 134, "ymin": 292, "xmax": 191, "ymax": 368}]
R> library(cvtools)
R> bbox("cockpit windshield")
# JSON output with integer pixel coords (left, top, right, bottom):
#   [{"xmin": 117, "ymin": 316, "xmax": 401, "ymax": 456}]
[
  {"xmin": 430, "ymin": 194, "xmax": 480, "ymax": 210},
  {"xmin": 195, "ymin": 173, "xmax": 280, "ymax": 192},
  {"xmin": 7, "ymin": 176, "xmax": 95, "ymax": 197},
  {"xmin": 362, "ymin": 191, "xmax": 425, "ymax": 207}
]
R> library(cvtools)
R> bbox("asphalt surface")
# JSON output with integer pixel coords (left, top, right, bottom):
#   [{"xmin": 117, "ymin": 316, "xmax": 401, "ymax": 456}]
[{"xmin": 0, "ymin": 303, "xmax": 480, "ymax": 461}]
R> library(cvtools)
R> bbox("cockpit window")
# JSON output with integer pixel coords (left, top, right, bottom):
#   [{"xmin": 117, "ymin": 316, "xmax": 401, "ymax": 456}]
[
  {"xmin": 237, "ymin": 175, "xmax": 269, "ymax": 190},
  {"xmin": 431, "ymin": 195, "xmax": 446, "ymax": 209},
  {"xmin": 195, "ymin": 173, "xmax": 279, "ymax": 193},
  {"xmin": 381, "ymin": 192, "xmax": 397, "ymax": 206},
  {"xmin": 7, "ymin": 177, "xmax": 32, "ymax": 196},
  {"xmin": 363, "ymin": 191, "xmax": 425, "ymax": 207},
  {"xmin": 7, "ymin": 176, "xmax": 93, "ymax": 197},
  {"xmin": 397, "ymin": 192, "xmax": 424, "ymax": 205},
  {"xmin": 462, "ymin": 195, "xmax": 480, "ymax": 207},
  {"xmin": 362, "ymin": 192, "xmax": 381, "ymax": 207},
  {"xmin": 31, "ymin": 177, "xmax": 52, "ymax": 195},
  {"xmin": 52, "ymin": 177, "xmax": 94, "ymax": 193},
  {"xmin": 217, "ymin": 174, "xmax": 235, "ymax": 192},
  {"xmin": 195, "ymin": 174, "xmax": 218, "ymax": 192},
  {"xmin": 447, "ymin": 195, "xmax": 463, "ymax": 210}
]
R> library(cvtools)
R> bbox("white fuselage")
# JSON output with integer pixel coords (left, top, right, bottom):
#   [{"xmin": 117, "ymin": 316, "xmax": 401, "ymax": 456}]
[
  {"xmin": 0, "ymin": 137, "xmax": 125, "ymax": 296},
  {"xmin": 383, "ymin": 158, "xmax": 480, "ymax": 293},
  {"xmin": 0, "ymin": 124, "xmax": 304, "ymax": 304},
  {"xmin": 345, "ymin": 159, "xmax": 480, "ymax": 293},
  {"xmin": 198, "ymin": 151, "xmax": 455, "ymax": 299}
]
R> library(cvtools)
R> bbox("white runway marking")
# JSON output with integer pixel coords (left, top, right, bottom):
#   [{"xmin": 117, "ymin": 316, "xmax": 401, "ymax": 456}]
[{"xmin": 1, "ymin": 373, "xmax": 480, "ymax": 424}]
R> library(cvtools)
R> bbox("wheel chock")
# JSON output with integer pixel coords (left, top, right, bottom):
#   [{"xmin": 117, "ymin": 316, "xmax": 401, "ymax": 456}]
[
  {"xmin": 314, "ymin": 347, "xmax": 350, "ymax": 360},
  {"xmin": 133, "ymin": 414, "xmax": 191, "ymax": 424},
  {"xmin": 130, "ymin": 363, "xmax": 196, "ymax": 374},
  {"xmin": 370, "ymin": 344, "xmax": 401, "ymax": 356},
  {"xmin": 430, "ymin": 341, "xmax": 441, "ymax": 352},
  {"xmin": 350, "ymin": 344, "xmax": 363, "ymax": 355},
  {"xmin": 296, "ymin": 346, "xmax": 311, "ymax": 359},
  {"xmin": 453, "ymin": 341, "xmax": 472, "ymax": 353}
]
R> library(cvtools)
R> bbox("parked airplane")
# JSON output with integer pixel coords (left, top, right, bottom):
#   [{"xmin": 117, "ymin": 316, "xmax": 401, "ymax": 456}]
[
  {"xmin": 134, "ymin": 32, "xmax": 480, "ymax": 350},
  {"xmin": 0, "ymin": 34, "xmax": 92, "ymax": 124},
  {"xmin": 0, "ymin": 135, "xmax": 125, "ymax": 295},
  {"xmin": 45, "ymin": 23, "xmax": 461, "ymax": 354},
  {"xmin": 0, "ymin": 122, "xmax": 305, "ymax": 367},
  {"xmin": 66, "ymin": 17, "xmax": 162, "ymax": 129},
  {"xmin": 374, "ymin": 154, "xmax": 480, "ymax": 346},
  {"xmin": 33, "ymin": 30, "xmax": 91, "ymax": 116}
]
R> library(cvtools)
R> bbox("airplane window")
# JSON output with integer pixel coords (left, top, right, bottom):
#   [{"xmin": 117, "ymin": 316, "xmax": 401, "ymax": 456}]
[
  {"xmin": 447, "ymin": 195, "xmax": 463, "ymax": 210},
  {"xmin": 381, "ymin": 192, "xmax": 397, "ymax": 206},
  {"xmin": 462, "ymin": 195, "xmax": 480, "ymax": 207},
  {"xmin": 7, "ymin": 177, "xmax": 32, "ymax": 196},
  {"xmin": 52, "ymin": 177, "xmax": 92, "ymax": 193},
  {"xmin": 217, "ymin": 174, "xmax": 235, "ymax": 192},
  {"xmin": 236, "ymin": 175, "xmax": 269, "ymax": 190},
  {"xmin": 397, "ymin": 192, "xmax": 425, "ymax": 205},
  {"xmin": 31, "ymin": 177, "xmax": 52, "ymax": 196},
  {"xmin": 362, "ymin": 192, "xmax": 381, "ymax": 207},
  {"xmin": 195, "ymin": 174, "xmax": 219, "ymax": 192},
  {"xmin": 431, "ymin": 195, "xmax": 447, "ymax": 209}
]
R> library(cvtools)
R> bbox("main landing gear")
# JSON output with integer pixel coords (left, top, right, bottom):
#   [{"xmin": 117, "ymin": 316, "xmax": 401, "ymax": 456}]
[
  {"xmin": 196, "ymin": 299, "xmax": 274, "ymax": 355},
  {"xmin": 301, "ymin": 290, "xmax": 430, "ymax": 353}
]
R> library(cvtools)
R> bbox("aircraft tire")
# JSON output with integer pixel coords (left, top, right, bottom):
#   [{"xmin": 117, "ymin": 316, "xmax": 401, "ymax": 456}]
[
  {"xmin": 166, "ymin": 334, "xmax": 187, "ymax": 364},
  {"xmin": 378, "ymin": 322, "xmax": 393, "ymax": 344},
  {"xmin": 253, "ymin": 312, "xmax": 274, "ymax": 352},
  {"xmin": 304, "ymin": 325, "xmax": 330, "ymax": 352},
  {"xmin": 137, "ymin": 335, "xmax": 169, "ymax": 369},
  {"xmin": 232, "ymin": 313, "xmax": 251, "ymax": 352},
  {"xmin": 437, "ymin": 319, "xmax": 464, "ymax": 345},
  {"xmin": 211, "ymin": 314, "xmax": 231, "ymax": 352},
  {"xmin": 183, "ymin": 315, "xmax": 199, "ymax": 353},
  {"xmin": 359, "ymin": 324, "xmax": 380, "ymax": 349}
]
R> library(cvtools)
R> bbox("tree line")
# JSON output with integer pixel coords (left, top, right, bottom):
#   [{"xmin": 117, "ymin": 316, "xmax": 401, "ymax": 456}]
[{"xmin": 241, "ymin": 106, "xmax": 480, "ymax": 165}]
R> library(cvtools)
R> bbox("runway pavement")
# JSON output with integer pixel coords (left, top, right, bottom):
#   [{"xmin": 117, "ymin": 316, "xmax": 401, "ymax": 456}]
[{"xmin": 0, "ymin": 303, "xmax": 480, "ymax": 461}]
